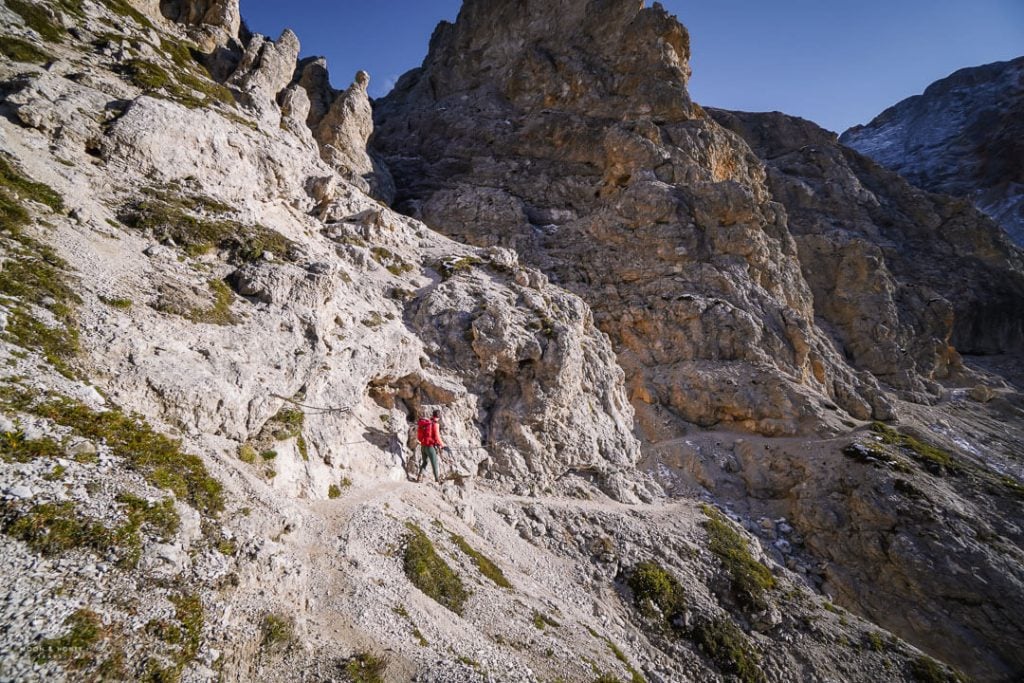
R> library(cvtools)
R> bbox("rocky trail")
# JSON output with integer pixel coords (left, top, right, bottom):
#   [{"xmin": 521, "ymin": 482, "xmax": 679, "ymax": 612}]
[{"xmin": 0, "ymin": 0, "xmax": 1021, "ymax": 681}]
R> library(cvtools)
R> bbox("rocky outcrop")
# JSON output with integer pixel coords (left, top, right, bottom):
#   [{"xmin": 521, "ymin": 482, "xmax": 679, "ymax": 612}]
[
  {"xmin": 294, "ymin": 59, "xmax": 393, "ymax": 200},
  {"xmin": 711, "ymin": 109, "xmax": 1024, "ymax": 367},
  {"xmin": 1, "ymin": 2, "xmax": 1022, "ymax": 682},
  {"xmin": 841, "ymin": 57, "xmax": 1024, "ymax": 245},
  {"xmin": 374, "ymin": 0, "xmax": 903, "ymax": 438},
  {"xmin": 157, "ymin": 0, "xmax": 239, "ymax": 33},
  {"xmin": 373, "ymin": 0, "xmax": 1024, "ymax": 438},
  {"xmin": 226, "ymin": 29, "xmax": 299, "ymax": 109}
]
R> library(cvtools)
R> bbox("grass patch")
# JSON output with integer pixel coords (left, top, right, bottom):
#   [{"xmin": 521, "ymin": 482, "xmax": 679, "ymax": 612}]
[
  {"xmin": 0, "ymin": 36, "xmax": 52, "ymax": 63},
  {"xmin": 626, "ymin": 561, "xmax": 687, "ymax": 631},
  {"xmin": 403, "ymin": 522, "xmax": 468, "ymax": 615},
  {"xmin": 188, "ymin": 279, "xmax": 236, "ymax": 326},
  {"xmin": 909, "ymin": 655, "xmax": 967, "ymax": 682},
  {"xmin": 265, "ymin": 407, "xmax": 304, "ymax": 440},
  {"xmin": 118, "ymin": 186, "xmax": 291, "ymax": 263},
  {"xmin": 169, "ymin": 593, "xmax": 203, "ymax": 665},
  {"xmin": 113, "ymin": 493, "xmax": 179, "ymax": 568},
  {"xmin": 97, "ymin": 0, "xmax": 154, "ymax": 29},
  {"xmin": 0, "ymin": 387, "xmax": 223, "ymax": 515},
  {"xmin": 450, "ymin": 532, "xmax": 511, "ymax": 588},
  {"xmin": 260, "ymin": 613, "xmax": 294, "ymax": 651},
  {"xmin": 0, "ymin": 157, "xmax": 79, "ymax": 377},
  {"xmin": 6, "ymin": 0, "xmax": 66, "ymax": 42},
  {"xmin": 870, "ymin": 423, "xmax": 960, "ymax": 475},
  {"xmin": 602, "ymin": 638, "xmax": 646, "ymax": 683},
  {"xmin": 142, "ymin": 593, "xmax": 204, "ymax": 681},
  {"xmin": 690, "ymin": 618, "xmax": 765, "ymax": 683},
  {"xmin": 119, "ymin": 56, "xmax": 234, "ymax": 110},
  {"xmin": 44, "ymin": 463, "xmax": 67, "ymax": 480},
  {"xmin": 701, "ymin": 505, "xmax": 776, "ymax": 611},
  {"xmin": 370, "ymin": 247, "xmax": 414, "ymax": 277},
  {"xmin": 2, "ymin": 501, "xmax": 113, "ymax": 556},
  {"xmin": 999, "ymin": 475, "xmax": 1024, "ymax": 499},
  {"xmin": 99, "ymin": 295, "xmax": 132, "ymax": 309},
  {"xmin": 328, "ymin": 484, "xmax": 342, "ymax": 499},
  {"xmin": 33, "ymin": 608, "xmax": 125, "ymax": 673},
  {"xmin": 0, "ymin": 430, "xmax": 64, "ymax": 463},
  {"xmin": 238, "ymin": 444, "xmax": 257, "ymax": 464},
  {"xmin": 1, "ymin": 490, "xmax": 179, "ymax": 567},
  {"xmin": 531, "ymin": 610, "xmax": 561, "ymax": 630},
  {"xmin": 122, "ymin": 58, "xmax": 170, "ymax": 91},
  {"xmin": 343, "ymin": 651, "xmax": 388, "ymax": 683},
  {"xmin": 437, "ymin": 256, "xmax": 482, "ymax": 280},
  {"xmin": 0, "ymin": 156, "xmax": 64, "ymax": 213}
]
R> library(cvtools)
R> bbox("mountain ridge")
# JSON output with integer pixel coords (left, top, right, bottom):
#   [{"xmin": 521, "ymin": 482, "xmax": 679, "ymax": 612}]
[{"xmin": 0, "ymin": 0, "xmax": 1020, "ymax": 681}]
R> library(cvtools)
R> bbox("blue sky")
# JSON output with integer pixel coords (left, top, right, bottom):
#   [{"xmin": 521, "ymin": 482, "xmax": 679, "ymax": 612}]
[{"xmin": 239, "ymin": 0, "xmax": 1024, "ymax": 133}]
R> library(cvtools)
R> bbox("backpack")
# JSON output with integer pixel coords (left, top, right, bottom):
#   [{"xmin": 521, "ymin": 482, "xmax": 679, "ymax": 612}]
[{"xmin": 416, "ymin": 418, "xmax": 433, "ymax": 446}]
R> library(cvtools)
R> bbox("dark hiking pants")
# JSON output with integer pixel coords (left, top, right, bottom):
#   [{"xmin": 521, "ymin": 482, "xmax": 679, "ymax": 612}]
[{"xmin": 419, "ymin": 446, "xmax": 439, "ymax": 482}]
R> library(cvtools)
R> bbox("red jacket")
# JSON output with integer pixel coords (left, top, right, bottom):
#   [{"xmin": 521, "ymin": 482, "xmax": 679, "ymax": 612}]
[{"xmin": 429, "ymin": 418, "xmax": 444, "ymax": 448}]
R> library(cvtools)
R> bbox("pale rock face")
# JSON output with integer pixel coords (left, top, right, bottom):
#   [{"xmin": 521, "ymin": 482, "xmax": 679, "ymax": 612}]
[
  {"xmin": 295, "ymin": 60, "xmax": 389, "ymax": 200},
  {"xmin": 156, "ymin": 0, "xmax": 240, "ymax": 35},
  {"xmin": 711, "ymin": 109, "xmax": 1024, "ymax": 365},
  {"xmin": 148, "ymin": 0, "xmax": 242, "ymax": 51},
  {"xmin": 841, "ymin": 56, "xmax": 1024, "ymax": 246},
  {"xmin": 2, "ymin": 3, "xmax": 1023, "ymax": 683},
  {"xmin": 374, "ymin": 0, "xmax": 1024, "ymax": 438},
  {"xmin": 374, "ymin": 0, "xmax": 906, "ymax": 436},
  {"xmin": 228, "ymin": 29, "xmax": 300, "ymax": 110}
]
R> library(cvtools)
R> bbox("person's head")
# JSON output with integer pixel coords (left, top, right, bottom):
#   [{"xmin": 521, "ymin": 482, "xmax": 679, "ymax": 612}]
[{"xmin": 431, "ymin": 409, "xmax": 440, "ymax": 421}]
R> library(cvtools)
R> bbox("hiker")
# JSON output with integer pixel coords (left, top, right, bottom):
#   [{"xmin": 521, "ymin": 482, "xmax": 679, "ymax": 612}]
[{"xmin": 416, "ymin": 409, "xmax": 445, "ymax": 483}]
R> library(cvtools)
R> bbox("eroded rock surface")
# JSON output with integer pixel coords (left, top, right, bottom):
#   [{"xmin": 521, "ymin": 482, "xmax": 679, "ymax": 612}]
[
  {"xmin": 841, "ymin": 56, "xmax": 1024, "ymax": 245},
  {"xmin": 0, "ymin": 1, "xmax": 1021, "ymax": 682},
  {"xmin": 373, "ymin": 0, "xmax": 1024, "ymax": 441},
  {"xmin": 375, "ymin": 0, "xmax": 891, "ymax": 438},
  {"xmin": 711, "ymin": 109, "xmax": 1024, "ymax": 375}
]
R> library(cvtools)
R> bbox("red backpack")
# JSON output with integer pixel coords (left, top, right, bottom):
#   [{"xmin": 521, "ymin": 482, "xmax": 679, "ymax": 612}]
[{"xmin": 416, "ymin": 418, "xmax": 433, "ymax": 446}]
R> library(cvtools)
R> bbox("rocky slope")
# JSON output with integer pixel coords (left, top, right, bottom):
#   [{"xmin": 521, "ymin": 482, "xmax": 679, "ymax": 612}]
[
  {"xmin": 0, "ymin": 1, "xmax": 1020, "ymax": 682},
  {"xmin": 841, "ymin": 56, "xmax": 1024, "ymax": 246},
  {"xmin": 373, "ymin": 0, "xmax": 1024, "ymax": 441},
  {"xmin": 372, "ymin": 0, "xmax": 1024, "ymax": 679}
]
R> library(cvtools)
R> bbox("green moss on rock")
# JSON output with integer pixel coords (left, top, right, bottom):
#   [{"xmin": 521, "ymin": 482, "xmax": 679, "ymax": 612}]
[
  {"xmin": 626, "ymin": 561, "xmax": 687, "ymax": 631},
  {"xmin": 188, "ymin": 279, "xmax": 236, "ymax": 326},
  {"xmin": 701, "ymin": 505, "xmax": 776, "ymax": 611},
  {"xmin": 6, "ymin": 0, "xmax": 66, "ymax": 42},
  {"xmin": 0, "ymin": 388, "xmax": 223, "ymax": 515},
  {"xmin": 870, "ymin": 422, "xmax": 960, "ymax": 475},
  {"xmin": 0, "ymin": 430, "xmax": 64, "ymax": 463},
  {"xmin": 0, "ymin": 36, "xmax": 52, "ymax": 63},
  {"xmin": 403, "ymin": 522, "xmax": 468, "ymax": 615},
  {"xmin": 450, "ymin": 532, "xmax": 511, "ymax": 588},
  {"xmin": 690, "ymin": 618, "xmax": 766, "ymax": 683},
  {"xmin": 118, "ymin": 187, "xmax": 292, "ymax": 263},
  {"xmin": 2, "ymin": 501, "xmax": 113, "ymax": 556},
  {"xmin": 343, "ymin": 651, "xmax": 388, "ymax": 683}
]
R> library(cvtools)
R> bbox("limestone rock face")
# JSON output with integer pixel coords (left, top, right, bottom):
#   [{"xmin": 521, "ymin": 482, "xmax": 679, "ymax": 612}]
[
  {"xmin": 375, "ymin": 1, "xmax": 1024, "ymax": 438},
  {"xmin": 711, "ymin": 109, "xmax": 1024, "ymax": 373},
  {"xmin": 376, "ymin": 0, "xmax": 993, "ymax": 436},
  {"xmin": 414, "ymin": 0, "xmax": 693, "ymax": 120},
  {"xmin": 295, "ymin": 61, "xmax": 391, "ymax": 200},
  {"xmin": 227, "ymin": 29, "xmax": 300, "ymax": 106},
  {"xmin": 157, "ymin": 0, "xmax": 240, "ymax": 34},
  {"xmin": 841, "ymin": 57, "xmax": 1024, "ymax": 245},
  {"xmin": 152, "ymin": 0, "xmax": 242, "ymax": 51}
]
